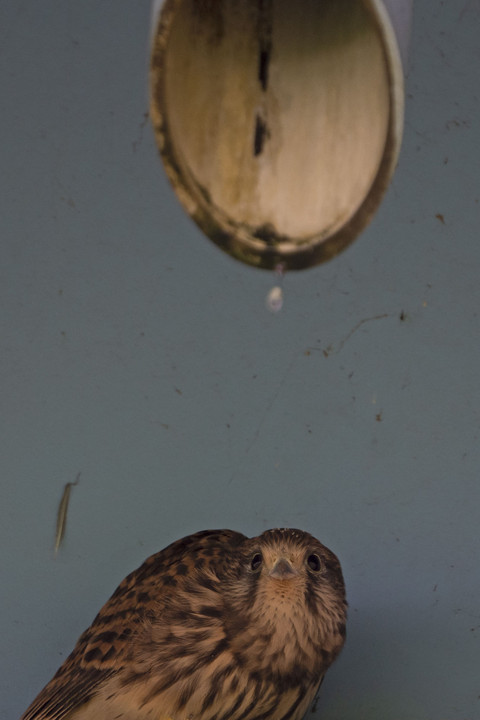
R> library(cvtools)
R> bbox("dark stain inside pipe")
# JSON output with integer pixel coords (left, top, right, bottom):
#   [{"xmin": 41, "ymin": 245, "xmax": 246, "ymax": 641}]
[
  {"xmin": 254, "ymin": 115, "xmax": 269, "ymax": 156},
  {"xmin": 258, "ymin": 48, "xmax": 270, "ymax": 91},
  {"xmin": 257, "ymin": 0, "xmax": 272, "ymax": 91}
]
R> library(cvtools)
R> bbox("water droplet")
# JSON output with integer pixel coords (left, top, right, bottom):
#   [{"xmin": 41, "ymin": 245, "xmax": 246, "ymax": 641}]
[
  {"xmin": 266, "ymin": 263, "xmax": 286, "ymax": 312},
  {"xmin": 266, "ymin": 286, "xmax": 283, "ymax": 312}
]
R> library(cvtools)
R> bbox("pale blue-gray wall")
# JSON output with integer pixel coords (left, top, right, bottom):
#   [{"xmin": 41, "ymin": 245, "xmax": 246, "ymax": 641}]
[{"xmin": 1, "ymin": 2, "xmax": 479, "ymax": 718}]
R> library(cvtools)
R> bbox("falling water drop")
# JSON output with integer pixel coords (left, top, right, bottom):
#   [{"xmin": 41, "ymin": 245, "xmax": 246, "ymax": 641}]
[
  {"xmin": 266, "ymin": 286, "xmax": 283, "ymax": 312},
  {"xmin": 266, "ymin": 263, "xmax": 286, "ymax": 313}
]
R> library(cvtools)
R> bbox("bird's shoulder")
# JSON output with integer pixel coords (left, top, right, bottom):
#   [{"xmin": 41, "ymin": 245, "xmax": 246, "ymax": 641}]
[{"xmin": 21, "ymin": 529, "xmax": 246, "ymax": 720}]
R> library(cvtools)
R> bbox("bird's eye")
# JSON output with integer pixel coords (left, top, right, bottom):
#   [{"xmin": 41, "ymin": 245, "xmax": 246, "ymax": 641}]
[
  {"xmin": 307, "ymin": 553, "xmax": 322, "ymax": 572},
  {"xmin": 250, "ymin": 552, "xmax": 263, "ymax": 571}
]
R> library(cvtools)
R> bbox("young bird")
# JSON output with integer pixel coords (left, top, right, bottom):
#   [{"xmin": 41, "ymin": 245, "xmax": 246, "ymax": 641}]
[{"xmin": 21, "ymin": 528, "xmax": 347, "ymax": 720}]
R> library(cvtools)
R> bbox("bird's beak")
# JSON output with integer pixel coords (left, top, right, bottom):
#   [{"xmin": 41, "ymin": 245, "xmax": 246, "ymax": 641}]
[{"xmin": 269, "ymin": 557, "xmax": 299, "ymax": 579}]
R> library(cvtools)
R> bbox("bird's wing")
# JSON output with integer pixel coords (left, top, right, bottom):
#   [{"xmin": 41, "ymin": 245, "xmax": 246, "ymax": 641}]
[{"xmin": 21, "ymin": 529, "xmax": 246, "ymax": 720}]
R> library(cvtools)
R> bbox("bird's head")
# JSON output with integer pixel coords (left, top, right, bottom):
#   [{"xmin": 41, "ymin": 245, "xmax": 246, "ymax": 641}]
[{"xmin": 222, "ymin": 528, "xmax": 347, "ymax": 678}]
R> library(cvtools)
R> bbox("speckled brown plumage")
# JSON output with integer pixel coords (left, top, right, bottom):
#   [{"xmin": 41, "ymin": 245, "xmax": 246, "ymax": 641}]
[{"xmin": 21, "ymin": 528, "xmax": 347, "ymax": 720}]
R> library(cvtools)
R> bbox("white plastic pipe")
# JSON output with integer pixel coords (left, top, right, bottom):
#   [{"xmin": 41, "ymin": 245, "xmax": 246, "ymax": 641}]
[{"xmin": 150, "ymin": 0, "xmax": 413, "ymax": 271}]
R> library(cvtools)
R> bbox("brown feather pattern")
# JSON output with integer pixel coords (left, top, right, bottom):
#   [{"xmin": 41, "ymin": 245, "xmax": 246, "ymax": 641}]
[{"xmin": 21, "ymin": 528, "xmax": 347, "ymax": 720}]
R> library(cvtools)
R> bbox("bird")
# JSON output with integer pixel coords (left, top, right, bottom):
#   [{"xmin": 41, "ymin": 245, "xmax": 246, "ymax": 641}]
[{"xmin": 21, "ymin": 528, "xmax": 347, "ymax": 720}]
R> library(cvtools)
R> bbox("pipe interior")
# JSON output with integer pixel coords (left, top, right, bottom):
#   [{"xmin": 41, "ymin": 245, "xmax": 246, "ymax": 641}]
[{"xmin": 162, "ymin": 0, "xmax": 390, "ymax": 243}]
